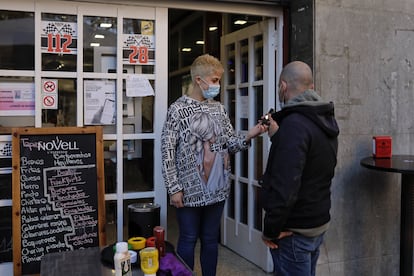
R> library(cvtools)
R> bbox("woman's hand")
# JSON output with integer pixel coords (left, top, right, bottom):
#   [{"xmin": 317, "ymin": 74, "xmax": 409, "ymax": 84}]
[
  {"xmin": 246, "ymin": 123, "xmax": 268, "ymax": 142},
  {"xmin": 170, "ymin": 192, "xmax": 184, "ymax": 208}
]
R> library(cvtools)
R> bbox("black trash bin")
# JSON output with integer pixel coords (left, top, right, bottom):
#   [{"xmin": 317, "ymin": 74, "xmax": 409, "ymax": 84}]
[{"xmin": 128, "ymin": 203, "xmax": 160, "ymax": 238}]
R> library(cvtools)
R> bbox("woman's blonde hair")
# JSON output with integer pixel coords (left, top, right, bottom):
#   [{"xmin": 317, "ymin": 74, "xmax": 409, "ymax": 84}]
[{"xmin": 190, "ymin": 54, "xmax": 224, "ymax": 82}]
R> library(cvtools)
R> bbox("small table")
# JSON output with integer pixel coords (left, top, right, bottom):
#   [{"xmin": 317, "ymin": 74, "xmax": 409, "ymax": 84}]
[
  {"xmin": 40, "ymin": 247, "xmax": 143, "ymax": 276},
  {"xmin": 40, "ymin": 245, "xmax": 195, "ymax": 276},
  {"xmin": 361, "ymin": 155, "xmax": 414, "ymax": 276}
]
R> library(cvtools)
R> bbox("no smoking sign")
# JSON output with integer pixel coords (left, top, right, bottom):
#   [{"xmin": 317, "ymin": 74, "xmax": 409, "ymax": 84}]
[
  {"xmin": 43, "ymin": 96, "xmax": 55, "ymax": 107},
  {"xmin": 41, "ymin": 79, "xmax": 58, "ymax": 109}
]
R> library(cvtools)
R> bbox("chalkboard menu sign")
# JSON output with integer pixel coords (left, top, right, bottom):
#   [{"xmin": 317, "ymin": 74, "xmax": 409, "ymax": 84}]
[{"xmin": 12, "ymin": 127, "xmax": 105, "ymax": 276}]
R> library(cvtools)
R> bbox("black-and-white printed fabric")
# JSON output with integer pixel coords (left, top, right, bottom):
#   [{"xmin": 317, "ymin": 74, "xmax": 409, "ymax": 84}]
[{"xmin": 161, "ymin": 96, "xmax": 248, "ymax": 207}]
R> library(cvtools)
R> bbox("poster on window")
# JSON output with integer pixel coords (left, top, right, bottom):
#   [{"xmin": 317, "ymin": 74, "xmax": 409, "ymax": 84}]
[
  {"xmin": 41, "ymin": 21, "xmax": 77, "ymax": 55},
  {"xmin": 84, "ymin": 80, "xmax": 116, "ymax": 125},
  {"xmin": 122, "ymin": 30, "xmax": 155, "ymax": 65},
  {"xmin": 0, "ymin": 83, "xmax": 35, "ymax": 116}
]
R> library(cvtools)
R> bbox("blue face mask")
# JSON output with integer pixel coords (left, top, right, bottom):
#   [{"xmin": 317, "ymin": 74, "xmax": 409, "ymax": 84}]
[{"xmin": 200, "ymin": 78, "xmax": 220, "ymax": 99}]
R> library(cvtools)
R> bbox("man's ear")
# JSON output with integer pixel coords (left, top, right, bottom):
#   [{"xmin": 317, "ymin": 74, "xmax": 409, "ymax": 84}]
[{"xmin": 280, "ymin": 80, "xmax": 287, "ymax": 91}]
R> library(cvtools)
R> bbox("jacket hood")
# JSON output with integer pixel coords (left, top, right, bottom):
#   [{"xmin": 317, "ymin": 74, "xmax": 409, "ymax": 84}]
[{"xmin": 273, "ymin": 90, "xmax": 340, "ymax": 138}]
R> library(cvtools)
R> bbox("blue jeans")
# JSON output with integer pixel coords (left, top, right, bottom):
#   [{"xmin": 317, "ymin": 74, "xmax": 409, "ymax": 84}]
[
  {"xmin": 175, "ymin": 201, "xmax": 225, "ymax": 276},
  {"xmin": 270, "ymin": 233, "xmax": 325, "ymax": 276}
]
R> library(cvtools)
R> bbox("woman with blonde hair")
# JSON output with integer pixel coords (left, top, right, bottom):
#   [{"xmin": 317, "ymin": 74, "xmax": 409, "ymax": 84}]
[{"xmin": 161, "ymin": 54, "xmax": 266, "ymax": 276}]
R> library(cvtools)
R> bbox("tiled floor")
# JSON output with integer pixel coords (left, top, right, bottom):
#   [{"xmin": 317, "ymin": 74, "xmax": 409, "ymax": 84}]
[{"xmin": 167, "ymin": 205, "xmax": 271, "ymax": 276}]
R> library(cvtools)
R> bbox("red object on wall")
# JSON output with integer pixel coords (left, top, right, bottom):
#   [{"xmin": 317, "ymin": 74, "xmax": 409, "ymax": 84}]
[{"xmin": 373, "ymin": 136, "xmax": 392, "ymax": 158}]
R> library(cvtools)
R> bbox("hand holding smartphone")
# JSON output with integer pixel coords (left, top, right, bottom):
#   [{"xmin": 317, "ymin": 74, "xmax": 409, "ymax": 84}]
[{"xmin": 260, "ymin": 108, "xmax": 275, "ymax": 125}]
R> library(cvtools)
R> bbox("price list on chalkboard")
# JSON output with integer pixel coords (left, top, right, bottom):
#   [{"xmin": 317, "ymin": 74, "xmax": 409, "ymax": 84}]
[{"xmin": 13, "ymin": 127, "xmax": 104, "ymax": 275}]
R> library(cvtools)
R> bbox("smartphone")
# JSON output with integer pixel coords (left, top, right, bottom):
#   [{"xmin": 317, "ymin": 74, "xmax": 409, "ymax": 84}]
[
  {"xmin": 100, "ymin": 98, "xmax": 115, "ymax": 124},
  {"xmin": 260, "ymin": 108, "xmax": 275, "ymax": 125}
]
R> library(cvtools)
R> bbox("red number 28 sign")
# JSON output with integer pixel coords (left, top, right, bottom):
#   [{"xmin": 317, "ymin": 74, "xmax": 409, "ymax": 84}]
[
  {"xmin": 129, "ymin": 46, "xmax": 148, "ymax": 64},
  {"xmin": 123, "ymin": 34, "xmax": 155, "ymax": 65}
]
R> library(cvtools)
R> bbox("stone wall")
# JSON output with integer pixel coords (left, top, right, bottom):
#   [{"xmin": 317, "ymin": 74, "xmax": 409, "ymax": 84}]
[{"xmin": 314, "ymin": 1, "xmax": 414, "ymax": 275}]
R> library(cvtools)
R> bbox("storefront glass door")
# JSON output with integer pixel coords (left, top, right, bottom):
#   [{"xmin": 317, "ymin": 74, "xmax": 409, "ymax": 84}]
[
  {"xmin": 0, "ymin": 0, "xmax": 283, "ymax": 274},
  {"xmin": 220, "ymin": 18, "xmax": 283, "ymax": 272},
  {"xmin": 0, "ymin": 2, "xmax": 167, "ymax": 274}
]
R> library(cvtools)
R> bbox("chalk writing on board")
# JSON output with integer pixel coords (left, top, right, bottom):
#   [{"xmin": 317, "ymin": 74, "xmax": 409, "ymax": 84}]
[
  {"xmin": 18, "ymin": 133, "xmax": 99, "ymax": 269},
  {"xmin": 44, "ymin": 165, "xmax": 98, "ymax": 247}
]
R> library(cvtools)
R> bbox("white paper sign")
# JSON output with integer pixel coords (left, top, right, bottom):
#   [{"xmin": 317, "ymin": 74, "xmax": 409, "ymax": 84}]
[
  {"xmin": 126, "ymin": 75, "xmax": 154, "ymax": 97},
  {"xmin": 84, "ymin": 80, "xmax": 116, "ymax": 125}
]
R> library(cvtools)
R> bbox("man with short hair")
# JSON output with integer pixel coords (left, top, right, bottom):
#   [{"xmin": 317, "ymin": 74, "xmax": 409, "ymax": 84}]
[{"xmin": 260, "ymin": 61, "xmax": 339, "ymax": 276}]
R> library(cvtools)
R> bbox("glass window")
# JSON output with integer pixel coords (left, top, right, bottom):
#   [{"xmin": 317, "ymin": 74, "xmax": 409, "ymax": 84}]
[
  {"xmin": 226, "ymin": 44, "xmax": 235, "ymax": 85},
  {"xmin": 254, "ymin": 86, "xmax": 264, "ymax": 180},
  {"xmin": 239, "ymin": 181, "xmax": 248, "ymax": 224},
  {"xmin": 239, "ymin": 87, "xmax": 248, "ymax": 130},
  {"xmin": 226, "ymin": 88, "xmax": 235, "ymax": 127},
  {"xmin": 0, "ymin": 4, "xmax": 161, "ymax": 259},
  {"xmin": 0, "ymin": 10, "xmax": 34, "ymax": 70},
  {"xmin": 0, "ymin": 77, "xmax": 35, "ymax": 127},
  {"xmin": 254, "ymin": 135, "xmax": 264, "ymax": 179},
  {"xmin": 41, "ymin": 78, "xmax": 77, "ymax": 127},
  {"xmin": 41, "ymin": 13, "xmax": 77, "ymax": 72},
  {"xmin": 240, "ymin": 39, "xmax": 248, "ymax": 83},
  {"xmin": 104, "ymin": 140, "xmax": 117, "ymax": 194},
  {"xmin": 254, "ymin": 86, "xmax": 264, "ymax": 124},
  {"xmin": 84, "ymin": 16, "xmax": 117, "ymax": 73},
  {"xmin": 253, "ymin": 185, "xmax": 263, "ymax": 230},
  {"xmin": 123, "ymin": 80, "xmax": 154, "ymax": 133},
  {"xmin": 122, "ymin": 18, "xmax": 155, "ymax": 74},
  {"xmin": 123, "ymin": 139, "xmax": 154, "ymax": 192},
  {"xmin": 227, "ymin": 179, "xmax": 235, "ymax": 219},
  {"xmin": 240, "ymin": 147, "xmax": 248, "ymax": 178},
  {"xmin": 226, "ymin": 89, "xmax": 236, "ymax": 174},
  {"xmin": 83, "ymin": 79, "xmax": 117, "ymax": 134},
  {"xmin": 105, "ymin": 200, "xmax": 117, "ymax": 245},
  {"xmin": 254, "ymin": 35, "xmax": 263, "ymax": 81}
]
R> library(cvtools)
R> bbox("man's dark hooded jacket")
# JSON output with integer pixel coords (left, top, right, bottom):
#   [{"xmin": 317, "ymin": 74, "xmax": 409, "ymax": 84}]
[{"xmin": 260, "ymin": 90, "xmax": 339, "ymax": 240}]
